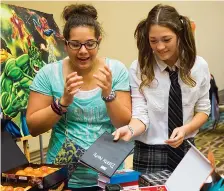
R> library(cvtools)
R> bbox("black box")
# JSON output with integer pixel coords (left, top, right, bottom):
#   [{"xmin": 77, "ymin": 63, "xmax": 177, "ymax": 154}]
[
  {"xmin": 1, "ymin": 181, "xmax": 39, "ymax": 191},
  {"xmin": 1, "ymin": 131, "xmax": 68, "ymax": 190},
  {"xmin": 139, "ymin": 170, "xmax": 171, "ymax": 187},
  {"xmin": 1, "ymin": 180, "xmax": 67, "ymax": 191}
]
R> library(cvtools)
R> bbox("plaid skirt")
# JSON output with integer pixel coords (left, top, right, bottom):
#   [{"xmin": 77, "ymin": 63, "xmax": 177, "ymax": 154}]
[{"xmin": 133, "ymin": 138, "xmax": 194, "ymax": 174}]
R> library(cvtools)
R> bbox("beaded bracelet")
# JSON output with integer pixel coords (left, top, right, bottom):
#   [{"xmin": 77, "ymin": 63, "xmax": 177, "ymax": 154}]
[{"xmin": 102, "ymin": 90, "xmax": 116, "ymax": 102}]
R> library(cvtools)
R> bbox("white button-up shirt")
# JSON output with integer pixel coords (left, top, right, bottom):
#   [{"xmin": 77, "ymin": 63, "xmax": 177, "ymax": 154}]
[{"xmin": 130, "ymin": 55, "xmax": 211, "ymax": 145}]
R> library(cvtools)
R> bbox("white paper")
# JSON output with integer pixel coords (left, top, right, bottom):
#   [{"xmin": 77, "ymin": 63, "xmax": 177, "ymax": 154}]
[{"xmin": 165, "ymin": 142, "xmax": 213, "ymax": 191}]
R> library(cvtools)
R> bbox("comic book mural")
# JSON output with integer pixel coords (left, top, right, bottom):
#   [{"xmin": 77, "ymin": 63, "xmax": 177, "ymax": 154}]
[{"xmin": 0, "ymin": 3, "xmax": 66, "ymax": 137}]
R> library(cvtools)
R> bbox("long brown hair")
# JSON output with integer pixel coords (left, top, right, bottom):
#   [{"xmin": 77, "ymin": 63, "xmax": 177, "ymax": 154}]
[{"xmin": 134, "ymin": 4, "xmax": 196, "ymax": 91}]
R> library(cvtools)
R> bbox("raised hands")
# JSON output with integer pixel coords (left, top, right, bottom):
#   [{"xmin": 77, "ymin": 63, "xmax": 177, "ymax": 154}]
[
  {"xmin": 93, "ymin": 65, "xmax": 112, "ymax": 97},
  {"xmin": 60, "ymin": 72, "xmax": 84, "ymax": 106},
  {"xmin": 60, "ymin": 65, "xmax": 112, "ymax": 106}
]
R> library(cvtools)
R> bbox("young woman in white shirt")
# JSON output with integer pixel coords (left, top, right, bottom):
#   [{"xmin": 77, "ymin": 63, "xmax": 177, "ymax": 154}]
[{"xmin": 113, "ymin": 4, "xmax": 211, "ymax": 173}]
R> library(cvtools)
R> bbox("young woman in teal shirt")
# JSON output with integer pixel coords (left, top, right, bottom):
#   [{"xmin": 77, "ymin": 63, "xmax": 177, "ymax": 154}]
[{"xmin": 26, "ymin": 4, "xmax": 131, "ymax": 190}]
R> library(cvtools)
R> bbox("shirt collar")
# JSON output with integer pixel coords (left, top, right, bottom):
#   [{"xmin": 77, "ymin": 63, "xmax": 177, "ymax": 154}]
[{"xmin": 154, "ymin": 54, "xmax": 180, "ymax": 72}]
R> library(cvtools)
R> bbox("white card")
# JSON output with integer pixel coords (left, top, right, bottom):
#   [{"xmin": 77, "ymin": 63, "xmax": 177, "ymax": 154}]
[{"xmin": 165, "ymin": 142, "xmax": 213, "ymax": 191}]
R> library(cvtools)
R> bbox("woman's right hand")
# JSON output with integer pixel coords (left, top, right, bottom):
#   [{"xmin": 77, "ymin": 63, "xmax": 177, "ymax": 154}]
[
  {"xmin": 60, "ymin": 72, "xmax": 84, "ymax": 106},
  {"xmin": 112, "ymin": 125, "xmax": 133, "ymax": 142}
]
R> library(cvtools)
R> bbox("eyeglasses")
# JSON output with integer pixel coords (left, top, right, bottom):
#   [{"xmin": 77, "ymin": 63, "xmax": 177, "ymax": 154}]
[{"xmin": 65, "ymin": 40, "xmax": 99, "ymax": 50}]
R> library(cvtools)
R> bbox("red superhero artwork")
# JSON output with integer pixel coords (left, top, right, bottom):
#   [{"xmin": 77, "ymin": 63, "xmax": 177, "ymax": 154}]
[{"xmin": 10, "ymin": 10, "xmax": 33, "ymax": 53}]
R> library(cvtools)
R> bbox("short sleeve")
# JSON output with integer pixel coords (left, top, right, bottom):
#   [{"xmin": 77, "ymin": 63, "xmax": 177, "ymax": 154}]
[
  {"xmin": 30, "ymin": 64, "xmax": 52, "ymax": 96},
  {"xmin": 108, "ymin": 59, "xmax": 130, "ymax": 91}
]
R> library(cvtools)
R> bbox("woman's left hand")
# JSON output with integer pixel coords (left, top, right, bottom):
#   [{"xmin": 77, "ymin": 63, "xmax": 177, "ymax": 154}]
[
  {"xmin": 93, "ymin": 65, "xmax": 112, "ymax": 97},
  {"xmin": 165, "ymin": 126, "xmax": 187, "ymax": 148}
]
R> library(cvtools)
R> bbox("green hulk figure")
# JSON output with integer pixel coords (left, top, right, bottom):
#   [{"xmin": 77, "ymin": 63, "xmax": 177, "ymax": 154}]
[{"xmin": 1, "ymin": 45, "xmax": 46, "ymax": 136}]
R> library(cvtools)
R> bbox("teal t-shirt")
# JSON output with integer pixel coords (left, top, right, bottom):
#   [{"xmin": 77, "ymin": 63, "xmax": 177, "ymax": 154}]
[{"xmin": 30, "ymin": 58, "xmax": 130, "ymax": 188}]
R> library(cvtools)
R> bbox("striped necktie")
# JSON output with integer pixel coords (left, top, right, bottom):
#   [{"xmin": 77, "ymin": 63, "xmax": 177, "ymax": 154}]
[{"xmin": 166, "ymin": 67, "xmax": 185, "ymax": 171}]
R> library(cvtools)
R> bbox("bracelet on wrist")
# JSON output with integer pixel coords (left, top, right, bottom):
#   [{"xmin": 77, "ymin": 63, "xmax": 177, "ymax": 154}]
[
  {"xmin": 127, "ymin": 125, "xmax": 134, "ymax": 137},
  {"xmin": 51, "ymin": 102, "xmax": 62, "ymax": 116},
  {"xmin": 58, "ymin": 97, "xmax": 69, "ymax": 107},
  {"xmin": 51, "ymin": 99, "xmax": 67, "ymax": 116},
  {"xmin": 102, "ymin": 90, "xmax": 116, "ymax": 102}
]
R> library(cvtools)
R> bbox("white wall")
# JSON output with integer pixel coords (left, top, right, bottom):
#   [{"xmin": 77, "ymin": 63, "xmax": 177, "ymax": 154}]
[
  {"xmin": 4, "ymin": 1, "xmax": 224, "ymax": 89},
  {"xmin": 3, "ymin": 1, "xmax": 224, "ymax": 152}
]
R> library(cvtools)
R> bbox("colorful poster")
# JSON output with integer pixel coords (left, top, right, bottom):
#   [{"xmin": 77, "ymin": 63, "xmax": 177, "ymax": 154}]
[{"xmin": 0, "ymin": 3, "xmax": 66, "ymax": 137}]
